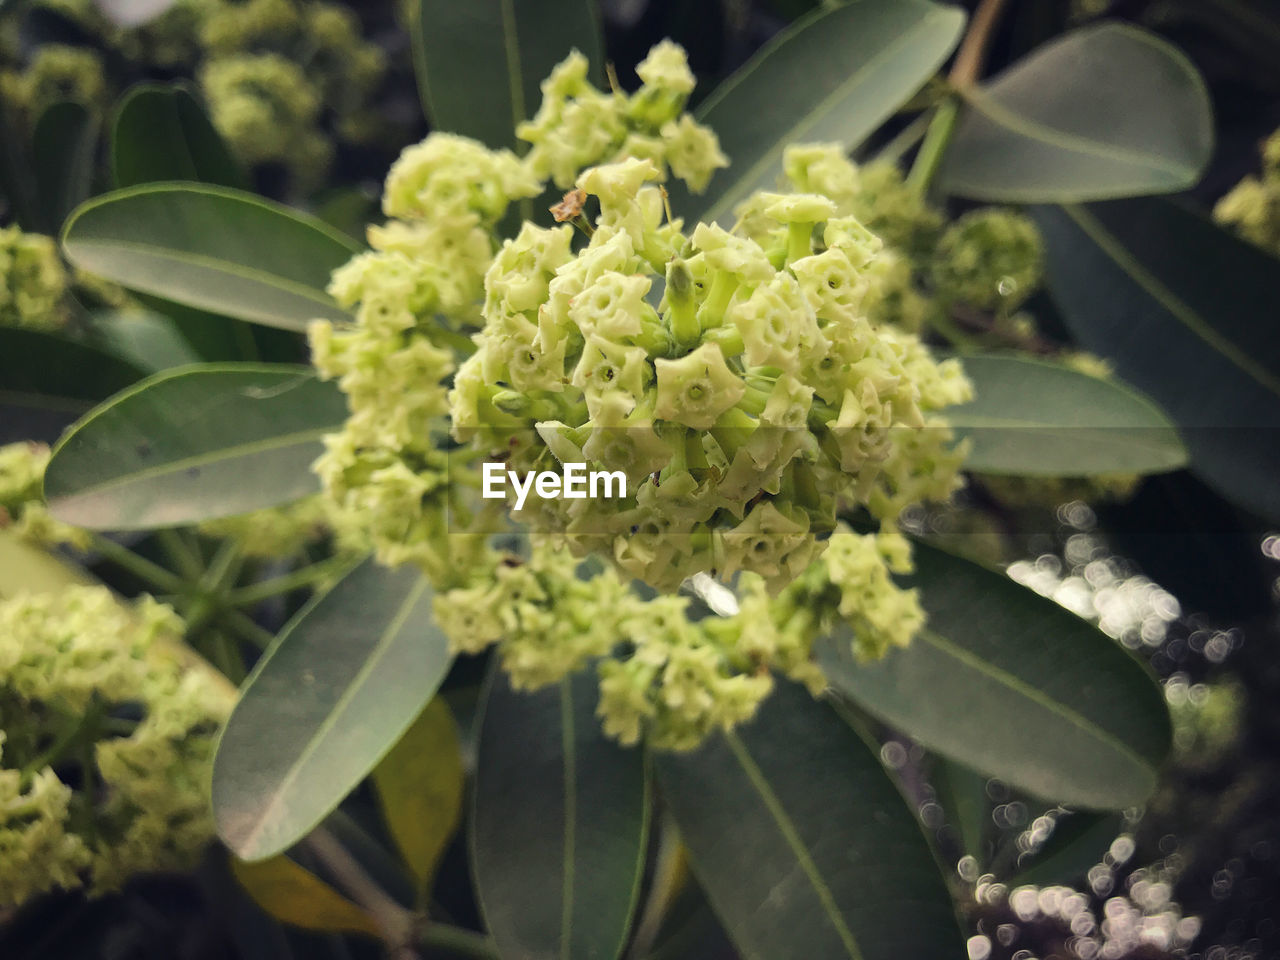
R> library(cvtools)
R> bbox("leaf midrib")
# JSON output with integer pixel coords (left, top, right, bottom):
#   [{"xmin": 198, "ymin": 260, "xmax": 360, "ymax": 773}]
[
  {"xmin": 916, "ymin": 628, "xmax": 1154, "ymax": 776},
  {"xmin": 1061, "ymin": 204, "xmax": 1280, "ymax": 399},
  {"xmin": 959, "ymin": 89, "xmax": 1193, "ymax": 179},
  {"xmin": 236, "ymin": 576, "xmax": 432, "ymax": 854},
  {"xmin": 725, "ymin": 732, "xmax": 865, "ymax": 960},
  {"xmin": 50, "ymin": 425, "xmax": 333, "ymax": 504},
  {"xmin": 67, "ymin": 238, "xmax": 342, "ymax": 310}
]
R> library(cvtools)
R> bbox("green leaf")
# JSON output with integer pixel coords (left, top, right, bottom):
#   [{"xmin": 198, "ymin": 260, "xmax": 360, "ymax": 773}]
[
  {"xmin": 940, "ymin": 23, "xmax": 1213, "ymax": 202},
  {"xmin": 232, "ymin": 855, "xmax": 380, "ymax": 938},
  {"xmin": 655, "ymin": 682, "xmax": 962, "ymax": 960},
  {"xmin": 111, "ymin": 83, "xmax": 247, "ymax": 190},
  {"xmin": 1032, "ymin": 199, "xmax": 1280, "ymax": 521},
  {"xmin": 471, "ymin": 666, "xmax": 649, "ymax": 960},
  {"xmin": 677, "ymin": 0, "xmax": 966, "ymax": 223},
  {"xmin": 0, "ymin": 328, "xmax": 144, "ymax": 442},
  {"xmin": 1010, "ymin": 812, "xmax": 1122, "ymax": 887},
  {"xmin": 45, "ymin": 363, "xmax": 345, "ymax": 530},
  {"xmin": 371, "ymin": 697, "xmax": 464, "ymax": 897},
  {"xmin": 214, "ymin": 559, "xmax": 451, "ymax": 861},
  {"xmin": 411, "ymin": 0, "xmax": 604, "ymax": 151},
  {"xmin": 948, "ymin": 353, "xmax": 1187, "ymax": 476},
  {"xmin": 818, "ymin": 542, "xmax": 1171, "ymax": 809},
  {"xmin": 88, "ymin": 309, "xmax": 203, "ymax": 372},
  {"xmin": 60, "ymin": 184, "xmax": 361, "ymax": 330},
  {"xmin": 32, "ymin": 101, "xmax": 99, "ymax": 234}
]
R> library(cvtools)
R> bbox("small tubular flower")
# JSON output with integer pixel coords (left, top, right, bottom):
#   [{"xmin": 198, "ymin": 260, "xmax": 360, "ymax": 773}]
[
  {"xmin": 518, "ymin": 43, "xmax": 727, "ymax": 192},
  {"xmin": 0, "ymin": 587, "xmax": 232, "ymax": 906}
]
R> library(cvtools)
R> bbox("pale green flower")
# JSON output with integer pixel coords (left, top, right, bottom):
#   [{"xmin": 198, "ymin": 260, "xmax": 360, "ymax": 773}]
[{"xmin": 0, "ymin": 587, "xmax": 231, "ymax": 906}]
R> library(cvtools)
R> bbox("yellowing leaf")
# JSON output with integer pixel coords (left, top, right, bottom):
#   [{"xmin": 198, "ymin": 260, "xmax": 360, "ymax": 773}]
[
  {"xmin": 372, "ymin": 697, "xmax": 464, "ymax": 895},
  {"xmin": 232, "ymin": 854, "xmax": 379, "ymax": 938}
]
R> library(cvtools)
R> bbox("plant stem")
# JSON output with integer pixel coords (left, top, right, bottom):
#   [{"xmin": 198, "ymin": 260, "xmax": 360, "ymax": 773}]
[
  {"xmin": 88, "ymin": 534, "xmax": 185, "ymax": 593},
  {"xmin": 305, "ymin": 829, "xmax": 418, "ymax": 954},
  {"xmin": 950, "ymin": 0, "xmax": 1013, "ymax": 89},
  {"xmin": 905, "ymin": 98, "xmax": 960, "ymax": 195},
  {"xmin": 201, "ymin": 538, "xmax": 244, "ymax": 593},
  {"xmin": 156, "ymin": 529, "xmax": 205, "ymax": 581},
  {"xmin": 906, "ymin": 0, "xmax": 1013, "ymax": 195},
  {"xmin": 225, "ymin": 555, "xmax": 354, "ymax": 607},
  {"xmin": 873, "ymin": 111, "xmax": 933, "ymax": 165},
  {"xmin": 218, "ymin": 608, "xmax": 278, "ymax": 650}
]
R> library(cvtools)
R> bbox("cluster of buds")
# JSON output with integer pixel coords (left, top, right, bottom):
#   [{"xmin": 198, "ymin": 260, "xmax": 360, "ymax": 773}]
[
  {"xmin": 452, "ymin": 156, "xmax": 970, "ymax": 591},
  {"xmin": 430, "ymin": 528, "xmax": 923, "ymax": 750},
  {"xmin": 0, "ymin": 587, "xmax": 231, "ymax": 907},
  {"xmin": 309, "ymin": 43, "xmax": 964, "ymax": 748},
  {"xmin": 519, "ymin": 42, "xmax": 728, "ymax": 192},
  {"xmin": 1215, "ymin": 127, "xmax": 1280, "ymax": 257},
  {"xmin": 0, "ymin": 226, "xmax": 69, "ymax": 332},
  {"xmin": 309, "ymin": 44, "xmax": 727, "ymax": 584},
  {"xmin": 779, "ymin": 144, "xmax": 1045, "ymax": 330}
]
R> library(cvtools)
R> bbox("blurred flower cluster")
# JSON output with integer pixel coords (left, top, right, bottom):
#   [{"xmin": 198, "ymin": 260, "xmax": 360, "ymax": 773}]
[
  {"xmin": 0, "ymin": 586, "xmax": 231, "ymax": 907},
  {"xmin": 0, "ymin": 0, "xmax": 387, "ymax": 187}
]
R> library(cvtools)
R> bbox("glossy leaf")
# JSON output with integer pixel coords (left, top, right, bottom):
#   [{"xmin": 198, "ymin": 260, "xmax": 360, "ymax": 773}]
[
  {"xmin": 111, "ymin": 83, "xmax": 246, "ymax": 189},
  {"xmin": 372, "ymin": 697, "xmax": 464, "ymax": 897},
  {"xmin": 948, "ymin": 353, "xmax": 1187, "ymax": 476},
  {"xmin": 231, "ymin": 855, "xmax": 379, "ymax": 938},
  {"xmin": 45, "ymin": 364, "xmax": 345, "ymax": 530},
  {"xmin": 61, "ymin": 184, "xmax": 361, "ymax": 329},
  {"xmin": 1032, "ymin": 199, "xmax": 1280, "ymax": 521},
  {"xmin": 89, "ymin": 309, "xmax": 203, "ymax": 372},
  {"xmin": 656, "ymin": 682, "xmax": 962, "ymax": 960},
  {"xmin": 678, "ymin": 0, "xmax": 966, "ymax": 223},
  {"xmin": 32, "ymin": 101, "xmax": 98, "ymax": 234},
  {"xmin": 472, "ymin": 667, "xmax": 649, "ymax": 960},
  {"xmin": 819, "ymin": 541, "xmax": 1171, "ymax": 809},
  {"xmin": 214, "ymin": 559, "xmax": 451, "ymax": 861},
  {"xmin": 940, "ymin": 23, "xmax": 1213, "ymax": 202},
  {"xmin": 411, "ymin": 0, "xmax": 604, "ymax": 151},
  {"xmin": 1011, "ymin": 812, "xmax": 1123, "ymax": 887}
]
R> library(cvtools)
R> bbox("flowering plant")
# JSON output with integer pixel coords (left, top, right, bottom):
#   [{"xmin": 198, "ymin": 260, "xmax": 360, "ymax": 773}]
[{"xmin": 1, "ymin": 1, "xmax": 1273, "ymax": 959}]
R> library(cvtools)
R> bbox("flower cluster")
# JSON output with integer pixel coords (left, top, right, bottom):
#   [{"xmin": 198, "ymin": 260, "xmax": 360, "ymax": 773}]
[
  {"xmin": 0, "ymin": 0, "xmax": 388, "ymax": 186},
  {"xmin": 309, "ymin": 44, "xmax": 725, "ymax": 582},
  {"xmin": 519, "ymin": 42, "xmax": 728, "ymax": 192},
  {"xmin": 778, "ymin": 144, "xmax": 1044, "ymax": 331},
  {"xmin": 309, "ymin": 134, "xmax": 541, "ymax": 581},
  {"xmin": 0, "ymin": 43, "xmax": 106, "ymax": 124},
  {"xmin": 453, "ymin": 155, "xmax": 970, "ymax": 591},
  {"xmin": 0, "ymin": 227, "xmax": 69, "ymax": 332},
  {"xmin": 0, "ymin": 442, "xmax": 89, "ymax": 549},
  {"xmin": 1214, "ymin": 127, "xmax": 1280, "ymax": 256},
  {"xmin": 310, "ymin": 51, "xmax": 967, "ymax": 750},
  {"xmin": 0, "ymin": 587, "xmax": 232, "ymax": 906},
  {"xmin": 430, "ymin": 526, "xmax": 922, "ymax": 750},
  {"xmin": 196, "ymin": 494, "xmax": 337, "ymax": 558}
]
